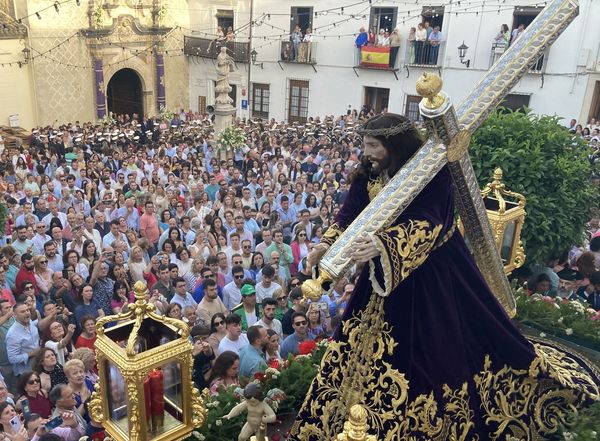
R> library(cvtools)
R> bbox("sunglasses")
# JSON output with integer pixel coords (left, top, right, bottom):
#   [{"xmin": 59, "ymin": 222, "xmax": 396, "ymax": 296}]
[
  {"xmin": 294, "ymin": 320, "xmax": 307, "ymax": 326},
  {"xmin": 214, "ymin": 320, "xmax": 224, "ymax": 326},
  {"xmin": 24, "ymin": 286, "xmax": 34, "ymax": 290},
  {"xmin": 298, "ymin": 233, "xmax": 306, "ymax": 237},
  {"xmin": 40, "ymin": 260, "xmax": 48, "ymax": 264},
  {"xmin": 204, "ymin": 274, "xmax": 214, "ymax": 278},
  {"xmin": 27, "ymin": 378, "xmax": 41, "ymax": 385},
  {"xmin": 290, "ymin": 282, "xmax": 300, "ymax": 287},
  {"xmin": 277, "ymin": 296, "xmax": 287, "ymax": 301},
  {"xmin": 234, "ymin": 275, "xmax": 244, "ymax": 279}
]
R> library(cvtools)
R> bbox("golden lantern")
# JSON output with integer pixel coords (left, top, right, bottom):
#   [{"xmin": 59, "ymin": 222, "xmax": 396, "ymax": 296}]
[
  {"xmin": 480, "ymin": 167, "xmax": 527, "ymax": 274},
  {"xmin": 88, "ymin": 281, "xmax": 207, "ymax": 441}
]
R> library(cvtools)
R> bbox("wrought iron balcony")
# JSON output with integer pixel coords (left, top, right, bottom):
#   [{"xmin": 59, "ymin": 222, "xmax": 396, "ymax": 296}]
[
  {"xmin": 404, "ymin": 40, "xmax": 446, "ymax": 68},
  {"xmin": 489, "ymin": 42, "xmax": 546, "ymax": 73},
  {"xmin": 183, "ymin": 35, "xmax": 250, "ymax": 63},
  {"xmin": 279, "ymin": 41, "xmax": 317, "ymax": 64}
]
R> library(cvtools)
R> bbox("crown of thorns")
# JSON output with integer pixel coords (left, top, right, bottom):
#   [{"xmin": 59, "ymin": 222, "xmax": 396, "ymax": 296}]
[{"xmin": 356, "ymin": 120, "xmax": 415, "ymax": 138}]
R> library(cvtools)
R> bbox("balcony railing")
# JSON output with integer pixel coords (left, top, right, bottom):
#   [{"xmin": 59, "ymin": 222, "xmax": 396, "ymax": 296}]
[
  {"xmin": 183, "ymin": 36, "xmax": 250, "ymax": 63},
  {"xmin": 280, "ymin": 41, "xmax": 317, "ymax": 64},
  {"xmin": 404, "ymin": 40, "xmax": 445, "ymax": 67}
]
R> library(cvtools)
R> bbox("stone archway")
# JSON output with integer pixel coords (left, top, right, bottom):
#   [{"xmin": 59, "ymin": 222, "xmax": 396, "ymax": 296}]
[{"xmin": 107, "ymin": 68, "xmax": 144, "ymax": 118}]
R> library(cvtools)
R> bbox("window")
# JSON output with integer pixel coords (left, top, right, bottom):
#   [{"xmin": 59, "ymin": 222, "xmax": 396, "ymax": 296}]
[
  {"xmin": 290, "ymin": 7, "xmax": 313, "ymax": 33},
  {"xmin": 499, "ymin": 93, "xmax": 531, "ymax": 112},
  {"xmin": 288, "ymin": 80, "xmax": 309, "ymax": 124},
  {"xmin": 404, "ymin": 95, "xmax": 422, "ymax": 121},
  {"xmin": 252, "ymin": 83, "xmax": 270, "ymax": 119},
  {"xmin": 364, "ymin": 87, "xmax": 390, "ymax": 114},
  {"xmin": 216, "ymin": 10, "xmax": 234, "ymax": 32},
  {"xmin": 421, "ymin": 6, "xmax": 445, "ymax": 30},
  {"xmin": 370, "ymin": 7, "xmax": 397, "ymax": 33}
]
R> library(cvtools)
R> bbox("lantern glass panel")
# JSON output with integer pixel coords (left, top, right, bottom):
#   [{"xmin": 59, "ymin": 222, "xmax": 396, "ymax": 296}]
[
  {"xmin": 106, "ymin": 361, "xmax": 128, "ymax": 432},
  {"xmin": 500, "ymin": 219, "xmax": 516, "ymax": 263},
  {"xmin": 144, "ymin": 363, "xmax": 185, "ymax": 437}
]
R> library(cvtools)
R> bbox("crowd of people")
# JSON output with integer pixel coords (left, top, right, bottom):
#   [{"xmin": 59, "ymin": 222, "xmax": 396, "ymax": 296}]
[
  {"xmin": 0, "ymin": 105, "xmax": 597, "ymax": 439},
  {"xmin": 0, "ymin": 110, "xmax": 364, "ymax": 439}
]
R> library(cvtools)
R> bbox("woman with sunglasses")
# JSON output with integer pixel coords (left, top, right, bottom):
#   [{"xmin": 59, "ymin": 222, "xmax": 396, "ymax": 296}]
[
  {"xmin": 15, "ymin": 372, "xmax": 52, "ymax": 419},
  {"xmin": 207, "ymin": 313, "xmax": 228, "ymax": 356},
  {"xmin": 33, "ymin": 255, "xmax": 53, "ymax": 296},
  {"xmin": 290, "ymin": 228, "xmax": 311, "ymax": 277}
]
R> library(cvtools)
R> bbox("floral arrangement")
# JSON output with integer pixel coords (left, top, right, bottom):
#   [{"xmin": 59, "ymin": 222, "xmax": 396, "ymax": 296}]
[
  {"xmin": 99, "ymin": 113, "xmax": 115, "ymax": 126},
  {"xmin": 514, "ymin": 286, "xmax": 600, "ymax": 351},
  {"xmin": 92, "ymin": 2, "xmax": 104, "ymax": 28},
  {"xmin": 186, "ymin": 339, "xmax": 329, "ymax": 440},
  {"xmin": 159, "ymin": 105, "xmax": 175, "ymax": 122},
  {"xmin": 216, "ymin": 126, "xmax": 246, "ymax": 153}
]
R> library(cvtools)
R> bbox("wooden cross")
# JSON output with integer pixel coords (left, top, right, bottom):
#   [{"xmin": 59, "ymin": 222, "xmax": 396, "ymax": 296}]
[{"xmin": 304, "ymin": 0, "xmax": 579, "ymax": 316}]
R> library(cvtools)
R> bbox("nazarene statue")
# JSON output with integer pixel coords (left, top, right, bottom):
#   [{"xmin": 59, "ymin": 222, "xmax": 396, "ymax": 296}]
[{"xmin": 289, "ymin": 113, "xmax": 600, "ymax": 440}]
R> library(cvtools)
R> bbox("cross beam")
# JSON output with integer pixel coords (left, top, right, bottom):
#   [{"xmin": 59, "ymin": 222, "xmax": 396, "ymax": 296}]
[{"xmin": 303, "ymin": 0, "xmax": 579, "ymax": 317}]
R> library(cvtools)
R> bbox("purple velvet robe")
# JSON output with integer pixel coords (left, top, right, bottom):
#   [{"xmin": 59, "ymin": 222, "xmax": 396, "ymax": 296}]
[{"xmin": 290, "ymin": 167, "xmax": 600, "ymax": 440}]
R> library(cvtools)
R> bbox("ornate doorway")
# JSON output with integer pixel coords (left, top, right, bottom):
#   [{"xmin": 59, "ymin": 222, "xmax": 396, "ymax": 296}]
[{"xmin": 106, "ymin": 68, "xmax": 143, "ymax": 118}]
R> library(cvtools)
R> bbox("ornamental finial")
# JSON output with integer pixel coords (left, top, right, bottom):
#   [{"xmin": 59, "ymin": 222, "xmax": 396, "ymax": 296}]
[
  {"xmin": 416, "ymin": 72, "xmax": 445, "ymax": 109},
  {"xmin": 336, "ymin": 404, "xmax": 377, "ymax": 441}
]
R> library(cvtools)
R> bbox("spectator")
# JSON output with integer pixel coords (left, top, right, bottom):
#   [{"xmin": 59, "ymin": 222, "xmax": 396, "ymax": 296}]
[
  {"xmin": 47, "ymin": 384, "xmax": 87, "ymax": 431},
  {"xmin": 265, "ymin": 329, "xmax": 281, "ymax": 363},
  {"xmin": 196, "ymin": 278, "xmax": 228, "ymax": 326},
  {"xmin": 207, "ymin": 312, "xmax": 228, "ymax": 355},
  {"xmin": 239, "ymin": 325, "xmax": 268, "ymax": 377},
  {"xmin": 15, "ymin": 254, "xmax": 37, "ymax": 297},
  {"xmin": 25, "ymin": 410, "xmax": 85, "ymax": 441},
  {"xmin": 15, "ymin": 372, "xmax": 52, "ymax": 418},
  {"xmin": 169, "ymin": 276, "xmax": 197, "ymax": 310},
  {"xmin": 290, "ymin": 229, "xmax": 311, "ymax": 275},
  {"xmin": 43, "ymin": 322, "xmax": 76, "ymax": 366},
  {"xmin": 282, "ymin": 287, "xmax": 307, "ymax": 337},
  {"xmin": 6, "ymin": 301, "xmax": 41, "ymax": 377},
  {"xmin": 222, "ymin": 265, "xmax": 245, "ymax": 310},
  {"xmin": 280, "ymin": 312, "xmax": 315, "ymax": 359},
  {"xmin": 190, "ymin": 325, "xmax": 215, "ymax": 391},
  {"xmin": 62, "ymin": 359, "xmax": 93, "ymax": 414},
  {"xmin": 0, "ymin": 299, "xmax": 16, "ymax": 391},
  {"xmin": 74, "ymin": 285, "xmax": 104, "ymax": 327},
  {"xmin": 255, "ymin": 264, "xmax": 282, "ymax": 302},
  {"xmin": 217, "ymin": 314, "xmax": 249, "ymax": 356},
  {"xmin": 208, "ymin": 351, "xmax": 240, "ymax": 395},
  {"xmin": 0, "ymin": 402, "xmax": 28, "ymax": 439},
  {"xmin": 232, "ymin": 283, "xmax": 261, "ymax": 331},
  {"xmin": 307, "ymin": 302, "xmax": 331, "ymax": 339},
  {"xmin": 34, "ymin": 348, "xmax": 68, "ymax": 394},
  {"xmin": 74, "ymin": 316, "xmax": 96, "ymax": 351},
  {"xmin": 255, "ymin": 298, "xmax": 283, "ymax": 337}
]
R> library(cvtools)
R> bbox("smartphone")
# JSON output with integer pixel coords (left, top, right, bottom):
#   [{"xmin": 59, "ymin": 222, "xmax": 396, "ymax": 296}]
[
  {"xmin": 45, "ymin": 416, "xmax": 63, "ymax": 430},
  {"xmin": 21, "ymin": 398, "xmax": 30, "ymax": 418},
  {"xmin": 9, "ymin": 415, "xmax": 21, "ymax": 433}
]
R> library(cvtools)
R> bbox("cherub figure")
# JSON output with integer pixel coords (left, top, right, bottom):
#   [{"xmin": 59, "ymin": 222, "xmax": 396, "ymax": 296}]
[{"xmin": 223, "ymin": 383, "xmax": 276, "ymax": 441}]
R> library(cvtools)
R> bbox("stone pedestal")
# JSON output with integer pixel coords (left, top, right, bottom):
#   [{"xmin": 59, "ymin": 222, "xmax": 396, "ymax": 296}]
[{"xmin": 214, "ymin": 104, "xmax": 236, "ymax": 162}]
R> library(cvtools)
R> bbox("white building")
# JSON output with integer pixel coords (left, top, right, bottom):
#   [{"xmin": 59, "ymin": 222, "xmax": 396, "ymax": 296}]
[{"xmin": 186, "ymin": 0, "xmax": 600, "ymax": 126}]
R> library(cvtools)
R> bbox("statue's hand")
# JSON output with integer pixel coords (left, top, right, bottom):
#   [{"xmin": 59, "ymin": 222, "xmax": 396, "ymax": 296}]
[
  {"xmin": 350, "ymin": 236, "xmax": 380, "ymax": 263},
  {"xmin": 306, "ymin": 243, "xmax": 329, "ymax": 269}
]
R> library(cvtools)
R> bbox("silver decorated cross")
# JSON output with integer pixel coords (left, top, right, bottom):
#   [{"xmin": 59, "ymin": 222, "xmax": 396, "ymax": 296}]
[{"xmin": 304, "ymin": 0, "xmax": 579, "ymax": 316}]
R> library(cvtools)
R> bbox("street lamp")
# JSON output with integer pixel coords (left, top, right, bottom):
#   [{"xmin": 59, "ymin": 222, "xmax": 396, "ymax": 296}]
[
  {"xmin": 22, "ymin": 46, "xmax": 30, "ymax": 65},
  {"xmin": 458, "ymin": 41, "xmax": 470, "ymax": 68},
  {"xmin": 250, "ymin": 49, "xmax": 263, "ymax": 69}
]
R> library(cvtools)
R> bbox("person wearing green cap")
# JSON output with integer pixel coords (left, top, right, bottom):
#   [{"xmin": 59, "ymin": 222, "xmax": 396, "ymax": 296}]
[{"xmin": 232, "ymin": 283, "xmax": 262, "ymax": 332}]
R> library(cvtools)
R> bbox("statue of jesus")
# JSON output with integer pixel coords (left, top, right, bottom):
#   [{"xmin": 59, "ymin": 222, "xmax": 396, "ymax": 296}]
[{"xmin": 290, "ymin": 113, "xmax": 600, "ymax": 440}]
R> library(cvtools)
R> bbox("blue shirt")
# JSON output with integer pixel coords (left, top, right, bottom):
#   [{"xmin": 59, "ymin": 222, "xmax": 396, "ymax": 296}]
[
  {"xmin": 192, "ymin": 284, "xmax": 223, "ymax": 303},
  {"xmin": 280, "ymin": 332, "xmax": 316, "ymax": 359},
  {"xmin": 355, "ymin": 32, "xmax": 368, "ymax": 47},
  {"xmin": 6, "ymin": 319, "xmax": 40, "ymax": 376},
  {"xmin": 239, "ymin": 344, "xmax": 267, "ymax": 378}
]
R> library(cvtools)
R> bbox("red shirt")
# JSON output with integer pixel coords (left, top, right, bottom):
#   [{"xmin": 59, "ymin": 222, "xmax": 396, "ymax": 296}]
[{"xmin": 15, "ymin": 267, "xmax": 37, "ymax": 296}]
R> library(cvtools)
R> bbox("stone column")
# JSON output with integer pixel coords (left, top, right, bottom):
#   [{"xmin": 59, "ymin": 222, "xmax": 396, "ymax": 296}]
[
  {"xmin": 94, "ymin": 59, "xmax": 106, "ymax": 119},
  {"xmin": 156, "ymin": 53, "xmax": 166, "ymax": 110}
]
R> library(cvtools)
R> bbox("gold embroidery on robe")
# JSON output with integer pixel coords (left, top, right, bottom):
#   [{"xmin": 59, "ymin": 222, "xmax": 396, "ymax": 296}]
[
  {"xmin": 291, "ymin": 291, "xmax": 600, "ymax": 441},
  {"xmin": 367, "ymin": 174, "xmax": 388, "ymax": 201},
  {"xmin": 370, "ymin": 219, "xmax": 443, "ymax": 295},
  {"xmin": 321, "ymin": 222, "xmax": 345, "ymax": 247}
]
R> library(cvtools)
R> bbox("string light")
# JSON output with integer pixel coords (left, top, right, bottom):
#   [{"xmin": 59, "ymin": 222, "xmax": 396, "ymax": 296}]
[
  {"xmin": 36, "ymin": 12, "xmax": 41, "ymax": 19},
  {"xmin": 54, "ymin": 2, "xmax": 60, "ymax": 13}
]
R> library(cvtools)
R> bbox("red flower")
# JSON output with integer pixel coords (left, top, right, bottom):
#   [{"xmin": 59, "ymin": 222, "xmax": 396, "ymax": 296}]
[
  {"xmin": 298, "ymin": 340, "xmax": 317, "ymax": 355},
  {"xmin": 254, "ymin": 372, "xmax": 266, "ymax": 382},
  {"xmin": 268, "ymin": 358, "xmax": 281, "ymax": 370},
  {"xmin": 272, "ymin": 434, "xmax": 281, "ymax": 441}
]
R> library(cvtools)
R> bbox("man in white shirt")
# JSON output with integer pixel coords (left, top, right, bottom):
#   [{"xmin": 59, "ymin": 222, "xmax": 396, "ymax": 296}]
[
  {"xmin": 224, "ymin": 233, "xmax": 244, "ymax": 262},
  {"xmin": 222, "ymin": 266, "xmax": 245, "ymax": 310},
  {"xmin": 255, "ymin": 264, "xmax": 282, "ymax": 302},
  {"xmin": 255, "ymin": 298, "xmax": 283, "ymax": 337},
  {"xmin": 255, "ymin": 229, "xmax": 273, "ymax": 259},
  {"xmin": 217, "ymin": 314, "xmax": 249, "ymax": 355}
]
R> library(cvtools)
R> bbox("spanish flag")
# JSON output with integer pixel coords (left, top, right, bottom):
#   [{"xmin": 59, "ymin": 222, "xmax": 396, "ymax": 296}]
[{"xmin": 360, "ymin": 47, "xmax": 390, "ymax": 68}]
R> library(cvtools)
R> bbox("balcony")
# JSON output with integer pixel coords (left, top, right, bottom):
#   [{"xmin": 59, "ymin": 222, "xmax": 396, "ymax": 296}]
[
  {"xmin": 353, "ymin": 46, "xmax": 401, "ymax": 80},
  {"xmin": 404, "ymin": 40, "xmax": 445, "ymax": 70},
  {"xmin": 278, "ymin": 41, "xmax": 318, "ymax": 72},
  {"xmin": 183, "ymin": 36, "xmax": 250, "ymax": 63}
]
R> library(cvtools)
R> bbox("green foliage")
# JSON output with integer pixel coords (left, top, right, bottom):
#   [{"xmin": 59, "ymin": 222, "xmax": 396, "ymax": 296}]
[
  {"xmin": 560, "ymin": 401, "xmax": 600, "ymax": 440},
  {"xmin": 514, "ymin": 288, "xmax": 600, "ymax": 351},
  {"xmin": 470, "ymin": 109, "xmax": 598, "ymax": 264},
  {"xmin": 0, "ymin": 203, "xmax": 7, "ymax": 235}
]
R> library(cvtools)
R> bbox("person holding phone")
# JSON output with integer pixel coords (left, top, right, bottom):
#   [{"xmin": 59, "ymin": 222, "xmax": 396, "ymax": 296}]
[
  {"xmin": 0, "ymin": 402, "xmax": 27, "ymax": 441},
  {"xmin": 25, "ymin": 410, "xmax": 84, "ymax": 441}
]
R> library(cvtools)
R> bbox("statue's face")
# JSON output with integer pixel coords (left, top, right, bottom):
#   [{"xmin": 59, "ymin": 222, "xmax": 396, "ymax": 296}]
[{"xmin": 363, "ymin": 135, "xmax": 390, "ymax": 174}]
